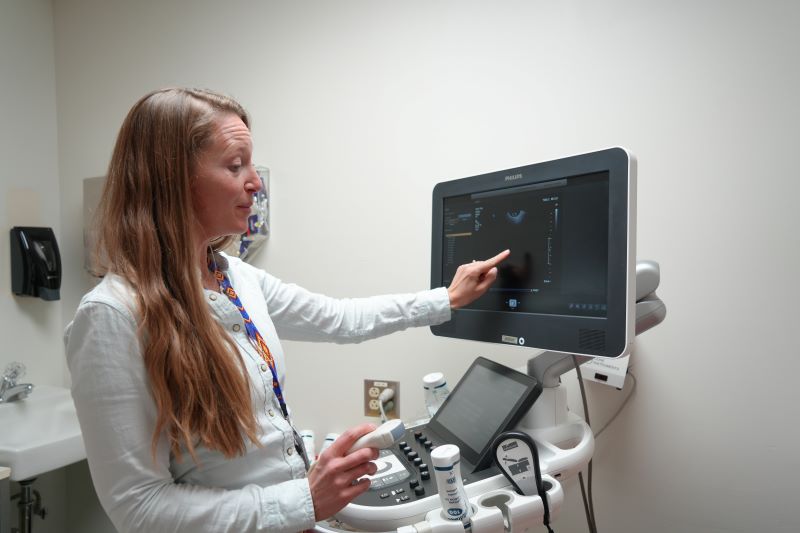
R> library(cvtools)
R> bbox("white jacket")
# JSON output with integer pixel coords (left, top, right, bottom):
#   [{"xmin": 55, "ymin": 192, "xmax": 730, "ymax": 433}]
[{"xmin": 64, "ymin": 252, "xmax": 451, "ymax": 533}]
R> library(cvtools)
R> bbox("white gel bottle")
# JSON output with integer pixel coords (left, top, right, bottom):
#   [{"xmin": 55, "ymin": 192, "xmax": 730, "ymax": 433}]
[
  {"xmin": 423, "ymin": 372, "xmax": 450, "ymax": 417},
  {"xmin": 320, "ymin": 433, "xmax": 339, "ymax": 455},
  {"xmin": 299, "ymin": 429, "xmax": 316, "ymax": 462},
  {"xmin": 430, "ymin": 444, "xmax": 472, "ymax": 530}
]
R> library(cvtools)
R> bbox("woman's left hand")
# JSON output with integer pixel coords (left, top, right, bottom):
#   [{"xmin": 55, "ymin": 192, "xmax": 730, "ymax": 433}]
[{"xmin": 447, "ymin": 249, "xmax": 510, "ymax": 309}]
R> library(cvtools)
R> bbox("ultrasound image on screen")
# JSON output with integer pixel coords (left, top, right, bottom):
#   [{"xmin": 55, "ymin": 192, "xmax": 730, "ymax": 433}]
[
  {"xmin": 432, "ymin": 364, "xmax": 530, "ymax": 456},
  {"xmin": 442, "ymin": 171, "xmax": 609, "ymax": 317}
]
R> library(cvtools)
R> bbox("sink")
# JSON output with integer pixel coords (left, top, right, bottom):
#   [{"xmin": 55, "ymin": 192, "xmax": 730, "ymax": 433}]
[{"xmin": 0, "ymin": 385, "xmax": 85, "ymax": 481}]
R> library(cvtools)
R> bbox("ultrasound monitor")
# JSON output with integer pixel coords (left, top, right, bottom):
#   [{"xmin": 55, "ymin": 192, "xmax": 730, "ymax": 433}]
[{"xmin": 430, "ymin": 147, "xmax": 636, "ymax": 358}]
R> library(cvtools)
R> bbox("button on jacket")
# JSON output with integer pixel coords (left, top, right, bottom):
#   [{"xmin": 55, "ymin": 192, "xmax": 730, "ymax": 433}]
[{"xmin": 64, "ymin": 252, "xmax": 451, "ymax": 533}]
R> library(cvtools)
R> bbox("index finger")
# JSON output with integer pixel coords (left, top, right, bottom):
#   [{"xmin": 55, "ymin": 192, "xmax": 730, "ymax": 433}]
[
  {"xmin": 328, "ymin": 423, "xmax": 376, "ymax": 457},
  {"xmin": 480, "ymin": 249, "xmax": 510, "ymax": 269}
]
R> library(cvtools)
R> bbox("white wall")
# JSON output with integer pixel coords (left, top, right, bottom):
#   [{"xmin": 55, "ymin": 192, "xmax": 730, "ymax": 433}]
[
  {"xmin": 47, "ymin": 0, "xmax": 800, "ymax": 532},
  {"xmin": 0, "ymin": 0, "xmax": 63, "ymax": 387},
  {"xmin": 0, "ymin": 2, "xmax": 71, "ymax": 532}
]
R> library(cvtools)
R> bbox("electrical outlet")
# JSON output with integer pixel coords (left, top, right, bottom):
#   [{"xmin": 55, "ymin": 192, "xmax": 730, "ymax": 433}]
[{"xmin": 363, "ymin": 379, "xmax": 400, "ymax": 418}]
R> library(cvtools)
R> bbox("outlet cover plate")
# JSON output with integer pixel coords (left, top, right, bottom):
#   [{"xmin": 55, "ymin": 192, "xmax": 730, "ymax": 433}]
[{"xmin": 363, "ymin": 379, "xmax": 399, "ymax": 418}]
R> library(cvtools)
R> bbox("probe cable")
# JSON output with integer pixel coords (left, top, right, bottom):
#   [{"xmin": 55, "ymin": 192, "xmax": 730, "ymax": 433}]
[
  {"xmin": 378, "ymin": 388, "xmax": 395, "ymax": 423},
  {"xmin": 574, "ymin": 366, "xmax": 638, "ymax": 533},
  {"xmin": 594, "ymin": 371, "xmax": 637, "ymax": 439},
  {"xmin": 573, "ymin": 356, "xmax": 598, "ymax": 533}
]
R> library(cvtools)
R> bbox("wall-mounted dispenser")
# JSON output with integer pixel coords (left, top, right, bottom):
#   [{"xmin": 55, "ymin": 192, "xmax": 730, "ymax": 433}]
[{"xmin": 10, "ymin": 226, "xmax": 61, "ymax": 301}]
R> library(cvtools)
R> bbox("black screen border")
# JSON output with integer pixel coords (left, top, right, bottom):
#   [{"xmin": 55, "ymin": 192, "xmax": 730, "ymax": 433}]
[
  {"xmin": 426, "ymin": 357, "xmax": 543, "ymax": 471},
  {"xmin": 430, "ymin": 147, "xmax": 635, "ymax": 358}
]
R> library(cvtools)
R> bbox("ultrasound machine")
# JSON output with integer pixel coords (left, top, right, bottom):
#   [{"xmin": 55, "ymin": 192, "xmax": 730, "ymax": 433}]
[{"xmin": 318, "ymin": 147, "xmax": 666, "ymax": 533}]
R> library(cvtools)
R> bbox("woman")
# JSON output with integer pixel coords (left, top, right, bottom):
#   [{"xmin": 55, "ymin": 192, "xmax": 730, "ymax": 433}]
[{"xmin": 65, "ymin": 87, "xmax": 508, "ymax": 533}]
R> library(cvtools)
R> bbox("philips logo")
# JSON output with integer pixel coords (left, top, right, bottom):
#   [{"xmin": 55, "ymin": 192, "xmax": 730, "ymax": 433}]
[
  {"xmin": 504, "ymin": 173, "xmax": 523, "ymax": 182},
  {"xmin": 501, "ymin": 334, "xmax": 525, "ymax": 345},
  {"xmin": 501, "ymin": 335, "xmax": 518, "ymax": 345}
]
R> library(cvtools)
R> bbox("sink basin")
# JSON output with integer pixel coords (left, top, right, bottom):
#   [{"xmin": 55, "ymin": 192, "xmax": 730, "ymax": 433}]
[{"xmin": 0, "ymin": 385, "xmax": 85, "ymax": 481}]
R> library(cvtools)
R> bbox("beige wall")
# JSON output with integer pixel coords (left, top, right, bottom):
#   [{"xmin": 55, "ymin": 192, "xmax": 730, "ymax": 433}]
[{"xmin": 1, "ymin": 0, "xmax": 796, "ymax": 531}]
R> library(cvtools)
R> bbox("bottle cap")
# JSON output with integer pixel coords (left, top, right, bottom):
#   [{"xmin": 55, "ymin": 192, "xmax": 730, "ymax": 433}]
[
  {"xmin": 320, "ymin": 433, "xmax": 339, "ymax": 452},
  {"xmin": 430, "ymin": 443, "xmax": 460, "ymax": 467},
  {"xmin": 423, "ymin": 372, "xmax": 446, "ymax": 389}
]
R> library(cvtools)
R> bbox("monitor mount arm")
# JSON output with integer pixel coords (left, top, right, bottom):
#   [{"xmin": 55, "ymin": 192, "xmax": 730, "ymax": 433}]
[{"xmin": 511, "ymin": 260, "xmax": 666, "ymax": 481}]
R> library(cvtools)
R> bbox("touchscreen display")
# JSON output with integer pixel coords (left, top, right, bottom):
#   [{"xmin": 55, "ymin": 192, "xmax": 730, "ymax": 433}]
[
  {"xmin": 442, "ymin": 171, "xmax": 609, "ymax": 318},
  {"xmin": 432, "ymin": 363, "xmax": 532, "ymax": 456}
]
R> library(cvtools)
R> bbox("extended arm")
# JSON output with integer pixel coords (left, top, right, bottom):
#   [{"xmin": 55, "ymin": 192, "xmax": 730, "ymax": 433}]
[
  {"xmin": 259, "ymin": 249, "xmax": 509, "ymax": 343},
  {"xmin": 262, "ymin": 280, "xmax": 452, "ymax": 343}
]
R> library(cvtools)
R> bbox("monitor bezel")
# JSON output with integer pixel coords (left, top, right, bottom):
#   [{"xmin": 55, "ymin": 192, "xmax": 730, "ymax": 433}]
[
  {"xmin": 430, "ymin": 147, "xmax": 636, "ymax": 358},
  {"xmin": 426, "ymin": 357, "xmax": 543, "ymax": 471}
]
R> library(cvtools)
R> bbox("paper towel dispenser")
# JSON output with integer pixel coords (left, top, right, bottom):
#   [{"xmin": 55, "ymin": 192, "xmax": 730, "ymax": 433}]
[{"xmin": 10, "ymin": 226, "xmax": 61, "ymax": 301}]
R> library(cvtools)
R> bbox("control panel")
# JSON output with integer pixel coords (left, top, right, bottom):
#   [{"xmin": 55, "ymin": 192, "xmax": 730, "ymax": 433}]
[{"xmin": 353, "ymin": 424, "xmax": 500, "ymax": 507}]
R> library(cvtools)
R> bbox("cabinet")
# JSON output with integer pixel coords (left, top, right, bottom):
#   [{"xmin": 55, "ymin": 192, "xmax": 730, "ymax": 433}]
[{"xmin": 1, "ymin": 467, "xmax": 10, "ymax": 533}]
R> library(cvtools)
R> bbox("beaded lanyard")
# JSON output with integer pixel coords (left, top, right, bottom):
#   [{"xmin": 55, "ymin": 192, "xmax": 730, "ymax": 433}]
[{"xmin": 210, "ymin": 264, "xmax": 290, "ymax": 420}]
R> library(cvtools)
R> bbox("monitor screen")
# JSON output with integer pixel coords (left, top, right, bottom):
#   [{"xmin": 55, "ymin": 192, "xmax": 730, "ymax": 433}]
[{"xmin": 431, "ymin": 148, "xmax": 636, "ymax": 358}]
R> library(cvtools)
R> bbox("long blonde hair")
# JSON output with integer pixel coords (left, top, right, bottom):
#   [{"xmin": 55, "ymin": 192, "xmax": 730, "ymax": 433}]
[{"xmin": 96, "ymin": 88, "xmax": 259, "ymax": 461}]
